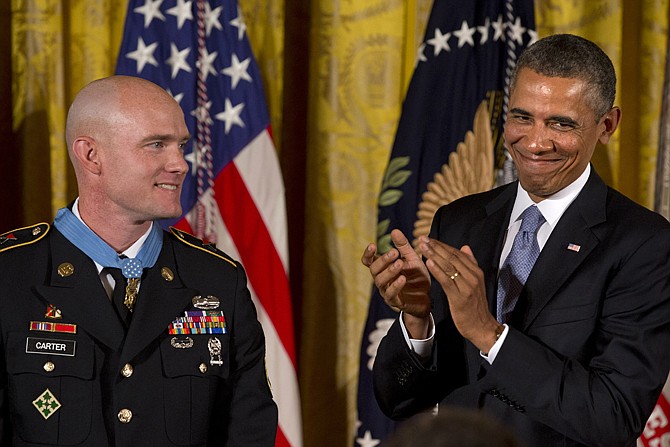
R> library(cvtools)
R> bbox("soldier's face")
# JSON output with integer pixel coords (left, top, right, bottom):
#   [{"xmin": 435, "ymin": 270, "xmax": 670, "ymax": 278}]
[{"xmin": 98, "ymin": 92, "xmax": 190, "ymax": 224}]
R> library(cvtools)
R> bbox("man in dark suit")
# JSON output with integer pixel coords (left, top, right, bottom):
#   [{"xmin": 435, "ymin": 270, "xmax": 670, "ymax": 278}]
[
  {"xmin": 0, "ymin": 76, "xmax": 277, "ymax": 446},
  {"xmin": 362, "ymin": 34, "xmax": 670, "ymax": 447}
]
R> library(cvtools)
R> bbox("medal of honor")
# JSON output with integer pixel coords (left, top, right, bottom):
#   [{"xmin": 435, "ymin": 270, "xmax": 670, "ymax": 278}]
[{"xmin": 124, "ymin": 277, "xmax": 140, "ymax": 312}]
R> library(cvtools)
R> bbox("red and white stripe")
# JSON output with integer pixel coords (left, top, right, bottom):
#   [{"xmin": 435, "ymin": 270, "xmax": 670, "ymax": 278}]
[
  {"xmin": 177, "ymin": 128, "xmax": 302, "ymax": 447},
  {"xmin": 638, "ymin": 375, "xmax": 670, "ymax": 446}
]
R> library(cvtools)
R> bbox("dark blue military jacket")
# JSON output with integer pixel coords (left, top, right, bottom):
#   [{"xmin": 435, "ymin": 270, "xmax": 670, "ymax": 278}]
[{"xmin": 0, "ymin": 224, "xmax": 277, "ymax": 446}]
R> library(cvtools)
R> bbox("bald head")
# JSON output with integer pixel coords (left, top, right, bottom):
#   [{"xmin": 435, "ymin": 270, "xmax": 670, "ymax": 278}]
[{"xmin": 66, "ymin": 76, "xmax": 180, "ymax": 164}]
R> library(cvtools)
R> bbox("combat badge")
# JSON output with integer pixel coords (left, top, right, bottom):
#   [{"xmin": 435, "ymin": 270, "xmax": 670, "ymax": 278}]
[
  {"xmin": 33, "ymin": 389, "xmax": 61, "ymax": 420},
  {"xmin": 192, "ymin": 295, "xmax": 220, "ymax": 310}
]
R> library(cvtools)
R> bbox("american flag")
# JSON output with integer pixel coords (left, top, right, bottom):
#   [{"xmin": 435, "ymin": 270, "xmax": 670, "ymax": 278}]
[
  {"xmin": 115, "ymin": 1, "xmax": 301, "ymax": 446},
  {"xmin": 639, "ymin": 378, "xmax": 670, "ymax": 446}
]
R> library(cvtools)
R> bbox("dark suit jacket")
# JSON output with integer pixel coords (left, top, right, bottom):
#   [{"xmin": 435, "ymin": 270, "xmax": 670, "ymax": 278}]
[
  {"xmin": 374, "ymin": 170, "xmax": 670, "ymax": 447},
  {"xmin": 0, "ymin": 225, "xmax": 277, "ymax": 446}
]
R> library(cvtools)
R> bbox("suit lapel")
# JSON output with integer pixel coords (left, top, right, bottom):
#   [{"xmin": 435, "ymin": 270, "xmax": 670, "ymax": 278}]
[
  {"xmin": 34, "ymin": 229, "xmax": 125, "ymax": 350},
  {"xmin": 120, "ymin": 236, "xmax": 196, "ymax": 365},
  {"xmin": 473, "ymin": 185, "xmax": 516, "ymax": 315},
  {"xmin": 510, "ymin": 171, "xmax": 608, "ymax": 330}
]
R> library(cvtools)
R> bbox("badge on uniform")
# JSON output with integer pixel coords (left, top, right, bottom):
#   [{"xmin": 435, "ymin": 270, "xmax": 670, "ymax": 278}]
[
  {"xmin": 208, "ymin": 337, "xmax": 223, "ymax": 366},
  {"xmin": 170, "ymin": 336, "xmax": 194, "ymax": 349},
  {"xmin": 0, "ymin": 233, "xmax": 17, "ymax": 244},
  {"xmin": 45, "ymin": 304, "xmax": 62, "ymax": 319},
  {"xmin": 168, "ymin": 310, "xmax": 226, "ymax": 335},
  {"xmin": 30, "ymin": 321, "xmax": 76, "ymax": 334},
  {"xmin": 192, "ymin": 295, "xmax": 220, "ymax": 310},
  {"xmin": 26, "ymin": 337, "xmax": 76, "ymax": 357},
  {"xmin": 33, "ymin": 388, "xmax": 61, "ymax": 420}
]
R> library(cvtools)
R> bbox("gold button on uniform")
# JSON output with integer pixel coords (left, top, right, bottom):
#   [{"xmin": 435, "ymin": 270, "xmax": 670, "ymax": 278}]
[
  {"xmin": 43, "ymin": 361, "xmax": 55, "ymax": 372},
  {"xmin": 118, "ymin": 409, "xmax": 133, "ymax": 424},
  {"xmin": 199, "ymin": 363, "xmax": 208, "ymax": 373},
  {"xmin": 121, "ymin": 363, "xmax": 134, "ymax": 378}
]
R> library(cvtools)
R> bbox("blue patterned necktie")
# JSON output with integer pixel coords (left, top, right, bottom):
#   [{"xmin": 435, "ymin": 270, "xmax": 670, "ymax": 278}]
[{"xmin": 496, "ymin": 205, "xmax": 546, "ymax": 323}]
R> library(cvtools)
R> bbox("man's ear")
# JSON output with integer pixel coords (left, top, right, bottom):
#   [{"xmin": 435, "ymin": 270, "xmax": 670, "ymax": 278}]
[
  {"xmin": 71, "ymin": 137, "xmax": 102, "ymax": 175},
  {"xmin": 598, "ymin": 106, "xmax": 622, "ymax": 145}
]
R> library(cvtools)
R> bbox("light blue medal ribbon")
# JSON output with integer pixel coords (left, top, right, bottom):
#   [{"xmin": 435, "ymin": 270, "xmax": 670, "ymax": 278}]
[{"xmin": 54, "ymin": 207, "xmax": 163, "ymax": 279}]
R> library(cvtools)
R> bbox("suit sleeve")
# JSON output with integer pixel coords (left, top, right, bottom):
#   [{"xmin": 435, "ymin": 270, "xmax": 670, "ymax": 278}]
[
  {"xmin": 373, "ymin": 310, "xmax": 468, "ymax": 419},
  {"xmin": 373, "ymin": 201, "xmax": 477, "ymax": 420},
  {"xmin": 479, "ymin": 227, "xmax": 670, "ymax": 446},
  {"xmin": 218, "ymin": 264, "xmax": 278, "ymax": 446}
]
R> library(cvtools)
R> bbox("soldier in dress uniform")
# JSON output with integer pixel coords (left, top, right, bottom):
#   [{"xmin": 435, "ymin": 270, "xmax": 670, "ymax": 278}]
[{"xmin": 0, "ymin": 76, "xmax": 278, "ymax": 446}]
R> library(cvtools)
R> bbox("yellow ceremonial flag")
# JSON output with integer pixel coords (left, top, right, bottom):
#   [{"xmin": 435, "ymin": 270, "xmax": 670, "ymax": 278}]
[{"xmin": 239, "ymin": 0, "xmax": 285, "ymax": 154}]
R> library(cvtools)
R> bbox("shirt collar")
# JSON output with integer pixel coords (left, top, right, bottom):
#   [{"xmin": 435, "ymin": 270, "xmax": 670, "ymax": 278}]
[
  {"xmin": 508, "ymin": 163, "xmax": 591, "ymax": 229},
  {"xmin": 72, "ymin": 198, "xmax": 151, "ymax": 259}
]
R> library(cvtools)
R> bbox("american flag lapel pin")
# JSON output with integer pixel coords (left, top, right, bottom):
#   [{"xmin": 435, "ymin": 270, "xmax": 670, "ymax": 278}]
[{"xmin": 567, "ymin": 243, "xmax": 581, "ymax": 252}]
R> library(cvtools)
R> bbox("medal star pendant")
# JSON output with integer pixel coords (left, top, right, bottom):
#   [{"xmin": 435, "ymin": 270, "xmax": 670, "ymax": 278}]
[{"xmin": 124, "ymin": 278, "xmax": 140, "ymax": 312}]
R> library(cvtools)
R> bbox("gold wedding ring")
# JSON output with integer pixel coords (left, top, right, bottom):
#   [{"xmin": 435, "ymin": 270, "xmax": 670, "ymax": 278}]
[{"xmin": 450, "ymin": 271, "xmax": 460, "ymax": 281}]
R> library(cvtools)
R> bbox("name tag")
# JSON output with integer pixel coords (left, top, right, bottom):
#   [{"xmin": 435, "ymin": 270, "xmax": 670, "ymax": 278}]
[{"xmin": 25, "ymin": 337, "xmax": 76, "ymax": 357}]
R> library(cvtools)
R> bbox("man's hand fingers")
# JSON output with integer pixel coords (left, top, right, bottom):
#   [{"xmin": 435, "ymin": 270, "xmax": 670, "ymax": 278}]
[
  {"xmin": 361, "ymin": 243, "xmax": 377, "ymax": 267},
  {"xmin": 460, "ymin": 245, "xmax": 477, "ymax": 263},
  {"xmin": 419, "ymin": 236, "xmax": 458, "ymax": 268},
  {"xmin": 425, "ymin": 258, "xmax": 453, "ymax": 289},
  {"xmin": 391, "ymin": 229, "xmax": 419, "ymax": 261},
  {"xmin": 383, "ymin": 275, "xmax": 407, "ymax": 307}
]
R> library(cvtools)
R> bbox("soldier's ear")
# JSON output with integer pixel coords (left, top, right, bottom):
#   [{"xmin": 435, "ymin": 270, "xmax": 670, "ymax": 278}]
[{"xmin": 71, "ymin": 136, "xmax": 102, "ymax": 175}]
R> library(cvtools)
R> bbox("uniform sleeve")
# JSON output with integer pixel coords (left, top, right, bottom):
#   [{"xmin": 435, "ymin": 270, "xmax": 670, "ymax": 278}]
[{"xmin": 218, "ymin": 263, "xmax": 278, "ymax": 446}]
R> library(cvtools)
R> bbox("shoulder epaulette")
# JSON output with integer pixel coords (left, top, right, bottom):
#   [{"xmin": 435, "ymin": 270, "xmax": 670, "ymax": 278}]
[
  {"xmin": 169, "ymin": 227, "xmax": 237, "ymax": 267},
  {"xmin": 0, "ymin": 223, "xmax": 50, "ymax": 253}
]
